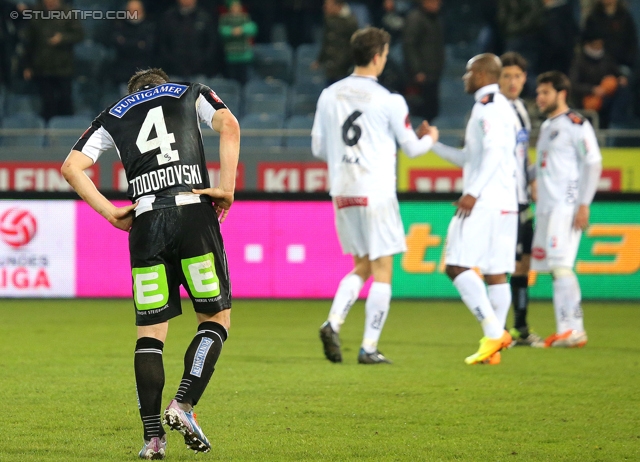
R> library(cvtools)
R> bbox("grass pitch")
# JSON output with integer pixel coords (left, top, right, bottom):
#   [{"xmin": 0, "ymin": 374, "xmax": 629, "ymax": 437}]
[{"xmin": 0, "ymin": 299, "xmax": 638, "ymax": 461}]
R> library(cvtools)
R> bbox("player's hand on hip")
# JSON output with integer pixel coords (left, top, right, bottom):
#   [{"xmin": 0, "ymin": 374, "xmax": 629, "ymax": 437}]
[
  {"xmin": 193, "ymin": 187, "xmax": 234, "ymax": 223},
  {"xmin": 454, "ymin": 194, "xmax": 476, "ymax": 218},
  {"xmin": 109, "ymin": 202, "xmax": 137, "ymax": 232},
  {"xmin": 573, "ymin": 204, "xmax": 590, "ymax": 230}
]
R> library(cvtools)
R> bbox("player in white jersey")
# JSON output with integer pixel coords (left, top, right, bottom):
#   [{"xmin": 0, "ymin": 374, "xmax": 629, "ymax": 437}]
[
  {"xmin": 498, "ymin": 52, "xmax": 544, "ymax": 347},
  {"xmin": 533, "ymin": 71, "xmax": 602, "ymax": 348},
  {"xmin": 426, "ymin": 54, "xmax": 518, "ymax": 365},
  {"xmin": 312, "ymin": 27, "xmax": 439, "ymax": 364}
]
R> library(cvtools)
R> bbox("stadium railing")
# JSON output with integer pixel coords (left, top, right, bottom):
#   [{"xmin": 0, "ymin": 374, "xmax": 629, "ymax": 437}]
[
  {"xmin": 0, "ymin": 127, "xmax": 638, "ymax": 192},
  {"xmin": 1, "ymin": 127, "xmax": 640, "ymax": 147}
]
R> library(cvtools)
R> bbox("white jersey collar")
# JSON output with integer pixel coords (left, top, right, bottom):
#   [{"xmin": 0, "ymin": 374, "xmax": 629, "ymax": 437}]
[
  {"xmin": 548, "ymin": 109, "xmax": 570, "ymax": 122},
  {"xmin": 474, "ymin": 83, "xmax": 499, "ymax": 102},
  {"xmin": 350, "ymin": 73, "xmax": 378, "ymax": 81}
]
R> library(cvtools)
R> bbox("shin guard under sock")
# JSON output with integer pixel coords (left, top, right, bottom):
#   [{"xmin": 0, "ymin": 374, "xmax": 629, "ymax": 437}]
[
  {"xmin": 175, "ymin": 321, "xmax": 227, "ymax": 407},
  {"xmin": 510, "ymin": 275, "xmax": 529, "ymax": 332},
  {"xmin": 135, "ymin": 337, "xmax": 165, "ymax": 440}
]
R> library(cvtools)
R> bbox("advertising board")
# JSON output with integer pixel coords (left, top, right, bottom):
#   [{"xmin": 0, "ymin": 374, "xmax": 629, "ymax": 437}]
[
  {"xmin": 0, "ymin": 200, "xmax": 75, "ymax": 296},
  {"xmin": 76, "ymin": 201, "xmax": 358, "ymax": 298},
  {"xmin": 1, "ymin": 198, "xmax": 636, "ymax": 299},
  {"xmin": 395, "ymin": 201, "xmax": 640, "ymax": 299}
]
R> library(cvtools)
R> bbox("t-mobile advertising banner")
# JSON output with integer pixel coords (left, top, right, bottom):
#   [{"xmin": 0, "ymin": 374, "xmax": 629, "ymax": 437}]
[
  {"xmin": 0, "ymin": 199, "xmax": 638, "ymax": 299},
  {"xmin": 75, "ymin": 201, "xmax": 359, "ymax": 298}
]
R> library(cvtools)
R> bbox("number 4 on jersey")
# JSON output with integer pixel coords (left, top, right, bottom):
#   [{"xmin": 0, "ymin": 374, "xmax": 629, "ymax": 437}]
[{"xmin": 136, "ymin": 106, "xmax": 180, "ymax": 166}]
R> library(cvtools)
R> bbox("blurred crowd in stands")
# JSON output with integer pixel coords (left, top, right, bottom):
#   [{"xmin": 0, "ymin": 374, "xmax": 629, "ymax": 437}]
[{"xmin": 0, "ymin": 0, "xmax": 639, "ymax": 148}]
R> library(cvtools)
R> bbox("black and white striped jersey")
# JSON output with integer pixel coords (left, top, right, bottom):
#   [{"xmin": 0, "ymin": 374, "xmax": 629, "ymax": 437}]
[{"xmin": 73, "ymin": 82, "xmax": 227, "ymax": 215}]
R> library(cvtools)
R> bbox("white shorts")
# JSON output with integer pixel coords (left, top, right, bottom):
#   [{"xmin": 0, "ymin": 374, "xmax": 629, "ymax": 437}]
[
  {"xmin": 531, "ymin": 209, "xmax": 582, "ymax": 272},
  {"xmin": 333, "ymin": 196, "xmax": 407, "ymax": 261},
  {"xmin": 445, "ymin": 204, "xmax": 517, "ymax": 274}
]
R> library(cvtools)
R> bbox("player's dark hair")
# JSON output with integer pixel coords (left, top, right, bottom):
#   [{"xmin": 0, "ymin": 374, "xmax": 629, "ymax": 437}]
[
  {"xmin": 350, "ymin": 27, "xmax": 390, "ymax": 67},
  {"xmin": 537, "ymin": 71, "xmax": 571, "ymax": 99},
  {"xmin": 127, "ymin": 68, "xmax": 169, "ymax": 94},
  {"xmin": 500, "ymin": 51, "xmax": 527, "ymax": 72}
]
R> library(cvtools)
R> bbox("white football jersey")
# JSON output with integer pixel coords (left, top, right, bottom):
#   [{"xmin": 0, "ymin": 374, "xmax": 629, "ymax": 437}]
[
  {"xmin": 535, "ymin": 110, "xmax": 602, "ymax": 213},
  {"xmin": 511, "ymin": 98, "xmax": 532, "ymax": 205},
  {"xmin": 433, "ymin": 84, "xmax": 518, "ymax": 211},
  {"xmin": 311, "ymin": 74, "xmax": 427, "ymax": 198}
]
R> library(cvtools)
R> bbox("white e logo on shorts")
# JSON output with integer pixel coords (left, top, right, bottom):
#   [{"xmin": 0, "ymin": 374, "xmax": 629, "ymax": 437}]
[
  {"xmin": 132, "ymin": 264, "xmax": 169, "ymax": 310},
  {"xmin": 181, "ymin": 253, "xmax": 220, "ymax": 298}
]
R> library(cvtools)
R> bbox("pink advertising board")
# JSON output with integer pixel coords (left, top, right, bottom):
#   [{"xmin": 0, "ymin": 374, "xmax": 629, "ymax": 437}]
[{"xmin": 76, "ymin": 201, "xmax": 370, "ymax": 298}]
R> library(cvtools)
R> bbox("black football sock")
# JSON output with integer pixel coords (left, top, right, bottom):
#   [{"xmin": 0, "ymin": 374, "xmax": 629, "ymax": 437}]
[
  {"xmin": 134, "ymin": 337, "xmax": 166, "ymax": 440},
  {"xmin": 175, "ymin": 321, "xmax": 227, "ymax": 408},
  {"xmin": 510, "ymin": 275, "xmax": 529, "ymax": 333}
]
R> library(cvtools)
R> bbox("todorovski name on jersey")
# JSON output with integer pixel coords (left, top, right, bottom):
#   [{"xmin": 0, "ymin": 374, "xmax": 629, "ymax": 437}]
[{"xmin": 129, "ymin": 163, "xmax": 203, "ymax": 198}]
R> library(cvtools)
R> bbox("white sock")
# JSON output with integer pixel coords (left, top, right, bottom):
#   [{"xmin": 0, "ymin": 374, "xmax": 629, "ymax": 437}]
[
  {"xmin": 553, "ymin": 275, "xmax": 583, "ymax": 333},
  {"xmin": 361, "ymin": 282, "xmax": 391, "ymax": 353},
  {"xmin": 452, "ymin": 270, "xmax": 503, "ymax": 339},
  {"xmin": 327, "ymin": 273, "xmax": 364, "ymax": 332},
  {"xmin": 487, "ymin": 283, "xmax": 511, "ymax": 330}
]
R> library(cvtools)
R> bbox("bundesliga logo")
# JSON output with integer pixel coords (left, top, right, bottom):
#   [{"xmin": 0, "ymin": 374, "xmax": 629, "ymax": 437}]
[{"xmin": 0, "ymin": 208, "xmax": 37, "ymax": 248}]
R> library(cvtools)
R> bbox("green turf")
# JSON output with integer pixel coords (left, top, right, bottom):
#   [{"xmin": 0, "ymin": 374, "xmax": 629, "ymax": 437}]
[{"xmin": 0, "ymin": 299, "xmax": 638, "ymax": 461}]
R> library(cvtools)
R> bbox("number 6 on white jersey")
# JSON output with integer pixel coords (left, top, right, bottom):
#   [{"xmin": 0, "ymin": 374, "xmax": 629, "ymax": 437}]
[{"xmin": 136, "ymin": 106, "xmax": 180, "ymax": 165}]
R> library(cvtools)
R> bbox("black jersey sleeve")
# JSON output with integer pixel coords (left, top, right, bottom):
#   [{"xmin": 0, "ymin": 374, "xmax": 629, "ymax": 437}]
[
  {"xmin": 72, "ymin": 112, "xmax": 115, "ymax": 163},
  {"xmin": 192, "ymin": 83, "xmax": 228, "ymax": 129}
]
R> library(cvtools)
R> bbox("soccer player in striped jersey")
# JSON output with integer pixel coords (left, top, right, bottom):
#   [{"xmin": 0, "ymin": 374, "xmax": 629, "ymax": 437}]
[
  {"xmin": 62, "ymin": 68, "xmax": 239, "ymax": 459},
  {"xmin": 499, "ymin": 52, "xmax": 544, "ymax": 347}
]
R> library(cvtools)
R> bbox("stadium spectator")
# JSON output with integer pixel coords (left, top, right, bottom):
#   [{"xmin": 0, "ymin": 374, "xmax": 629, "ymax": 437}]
[
  {"xmin": 313, "ymin": 27, "xmax": 438, "ymax": 365},
  {"xmin": 584, "ymin": 0, "xmax": 638, "ymax": 74},
  {"xmin": 312, "ymin": 0, "xmax": 359, "ymax": 86},
  {"xmin": 580, "ymin": 0, "xmax": 599, "ymax": 26},
  {"xmin": 143, "ymin": 0, "xmax": 177, "ymax": 18},
  {"xmin": 22, "ymin": 0, "xmax": 83, "ymax": 121},
  {"xmin": 144, "ymin": 0, "xmax": 218, "ymax": 18},
  {"xmin": 219, "ymin": 0, "xmax": 257, "ymax": 85},
  {"xmin": 533, "ymin": 70, "xmax": 602, "ymax": 348},
  {"xmin": 426, "ymin": 54, "xmax": 518, "ymax": 365},
  {"xmin": 158, "ymin": 0, "xmax": 219, "ymax": 78},
  {"xmin": 61, "ymin": 68, "xmax": 240, "ymax": 459},
  {"xmin": 478, "ymin": 0, "xmax": 504, "ymax": 55},
  {"xmin": 497, "ymin": 0, "xmax": 545, "ymax": 78},
  {"xmin": 380, "ymin": 0, "xmax": 405, "ymax": 43},
  {"xmin": 0, "ymin": 0, "xmax": 21, "ymax": 86},
  {"xmin": 498, "ymin": 52, "xmax": 543, "ymax": 347},
  {"xmin": 112, "ymin": 0, "xmax": 156, "ymax": 85},
  {"xmin": 242, "ymin": 0, "xmax": 276, "ymax": 44},
  {"xmin": 282, "ymin": 0, "xmax": 322, "ymax": 48},
  {"xmin": 569, "ymin": 28, "xmax": 630, "ymax": 127},
  {"xmin": 402, "ymin": 0, "xmax": 444, "ymax": 122},
  {"xmin": 538, "ymin": 0, "xmax": 579, "ymax": 76},
  {"xmin": 377, "ymin": 0, "xmax": 408, "ymax": 94}
]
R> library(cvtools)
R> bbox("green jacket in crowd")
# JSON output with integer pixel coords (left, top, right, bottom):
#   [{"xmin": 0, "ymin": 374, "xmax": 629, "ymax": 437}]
[{"xmin": 219, "ymin": 12, "xmax": 257, "ymax": 64}]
